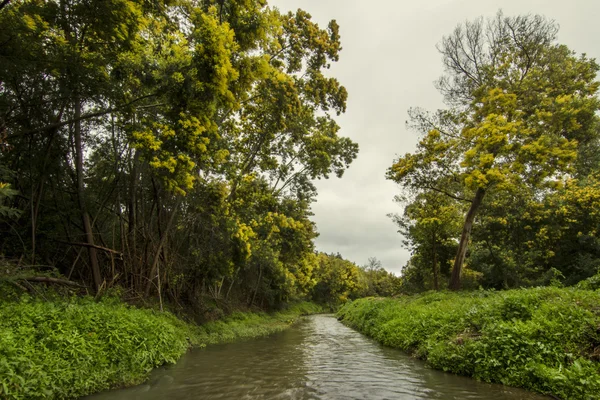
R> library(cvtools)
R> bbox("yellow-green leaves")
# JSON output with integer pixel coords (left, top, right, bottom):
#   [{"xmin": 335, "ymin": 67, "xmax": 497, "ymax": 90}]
[
  {"xmin": 1, "ymin": 0, "xmax": 356, "ymax": 310},
  {"xmin": 122, "ymin": 4, "xmax": 244, "ymax": 196},
  {"xmin": 192, "ymin": 7, "xmax": 239, "ymax": 106},
  {"xmin": 388, "ymin": 13, "xmax": 600, "ymax": 290}
]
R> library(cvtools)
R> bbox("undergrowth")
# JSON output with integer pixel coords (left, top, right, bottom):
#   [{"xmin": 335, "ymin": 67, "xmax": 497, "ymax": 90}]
[
  {"xmin": 195, "ymin": 301, "xmax": 323, "ymax": 345},
  {"xmin": 337, "ymin": 287, "xmax": 600, "ymax": 400},
  {"xmin": 0, "ymin": 296, "xmax": 321, "ymax": 399}
]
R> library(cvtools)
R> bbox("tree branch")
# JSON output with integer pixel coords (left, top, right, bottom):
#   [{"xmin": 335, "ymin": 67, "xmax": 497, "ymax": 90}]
[
  {"xmin": 20, "ymin": 276, "xmax": 86, "ymax": 288},
  {"xmin": 54, "ymin": 240, "xmax": 123, "ymax": 256},
  {"xmin": 17, "ymin": 94, "xmax": 159, "ymax": 136},
  {"xmin": 424, "ymin": 185, "xmax": 472, "ymax": 203}
]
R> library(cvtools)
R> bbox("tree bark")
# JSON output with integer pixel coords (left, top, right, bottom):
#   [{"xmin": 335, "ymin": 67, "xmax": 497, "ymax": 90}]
[
  {"xmin": 19, "ymin": 95, "xmax": 160, "ymax": 137},
  {"xmin": 30, "ymin": 110, "xmax": 63, "ymax": 265},
  {"xmin": 229, "ymin": 132, "xmax": 269, "ymax": 201},
  {"xmin": 249, "ymin": 263, "xmax": 262, "ymax": 307},
  {"xmin": 54, "ymin": 240, "xmax": 122, "ymax": 255},
  {"xmin": 449, "ymin": 187, "xmax": 486, "ymax": 290}
]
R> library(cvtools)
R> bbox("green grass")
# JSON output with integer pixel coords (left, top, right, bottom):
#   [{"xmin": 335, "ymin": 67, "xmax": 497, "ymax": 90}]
[
  {"xmin": 194, "ymin": 301, "xmax": 323, "ymax": 345},
  {"xmin": 0, "ymin": 296, "xmax": 322, "ymax": 399},
  {"xmin": 337, "ymin": 288, "xmax": 600, "ymax": 400}
]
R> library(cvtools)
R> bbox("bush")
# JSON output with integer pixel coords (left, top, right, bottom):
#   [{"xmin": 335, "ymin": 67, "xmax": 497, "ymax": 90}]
[
  {"xmin": 337, "ymin": 288, "xmax": 600, "ymax": 400},
  {"xmin": 0, "ymin": 295, "xmax": 193, "ymax": 399},
  {"xmin": 0, "ymin": 296, "xmax": 322, "ymax": 399},
  {"xmin": 195, "ymin": 301, "xmax": 323, "ymax": 344},
  {"xmin": 576, "ymin": 273, "xmax": 600, "ymax": 291}
]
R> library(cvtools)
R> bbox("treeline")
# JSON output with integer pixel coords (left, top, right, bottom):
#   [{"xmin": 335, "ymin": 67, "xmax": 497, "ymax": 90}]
[
  {"xmin": 0, "ymin": 0, "xmax": 376, "ymax": 309},
  {"xmin": 311, "ymin": 255, "xmax": 401, "ymax": 306},
  {"xmin": 389, "ymin": 12, "xmax": 600, "ymax": 292}
]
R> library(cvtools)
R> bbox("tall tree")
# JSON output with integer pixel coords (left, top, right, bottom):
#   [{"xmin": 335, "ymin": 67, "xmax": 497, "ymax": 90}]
[
  {"xmin": 0, "ymin": 0, "xmax": 359, "ymax": 307},
  {"xmin": 387, "ymin": 12, "xmax": 600, "ymax": 289}
]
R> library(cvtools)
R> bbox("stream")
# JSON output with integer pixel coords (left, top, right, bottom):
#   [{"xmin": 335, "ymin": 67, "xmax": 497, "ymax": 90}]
[{"xmin": 85, "ymin": 314, "xmax": 548, "ymax": 399}]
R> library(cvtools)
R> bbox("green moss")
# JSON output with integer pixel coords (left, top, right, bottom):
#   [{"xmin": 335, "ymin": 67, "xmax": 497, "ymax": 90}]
[
  {"xmin": 0, "ymin": 297, "xmax": 322, "ymax": 399},
  {"xmin": 337, "ymin": 288, "xmax": 600, "ymax": 400}
]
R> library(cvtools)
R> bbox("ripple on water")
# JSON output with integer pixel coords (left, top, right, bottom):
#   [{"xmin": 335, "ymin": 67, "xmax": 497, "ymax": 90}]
[{"xmin": 84, "ymin": 314, "xmax": 550, "ymax": 400}]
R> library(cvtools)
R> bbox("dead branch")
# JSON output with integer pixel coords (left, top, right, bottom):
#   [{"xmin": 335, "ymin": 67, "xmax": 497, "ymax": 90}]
[{"xmin": 21, "ymin": 276, "xmax": 86, "ymax": 288}]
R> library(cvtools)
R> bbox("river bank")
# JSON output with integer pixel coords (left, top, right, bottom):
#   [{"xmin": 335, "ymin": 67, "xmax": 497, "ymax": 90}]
[
  {"xmin": 0, "ymin": 296, "xmax": 322, "ymax": 399},
  {"xmin": 337, "ymin": 287, "xmax": 600, "ymax": 400}
]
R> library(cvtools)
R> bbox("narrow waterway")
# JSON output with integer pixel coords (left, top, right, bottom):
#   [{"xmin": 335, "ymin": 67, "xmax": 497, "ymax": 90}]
[{"xmin": 86, "ymin": 315, "xmax": 548, "ymax": 399}]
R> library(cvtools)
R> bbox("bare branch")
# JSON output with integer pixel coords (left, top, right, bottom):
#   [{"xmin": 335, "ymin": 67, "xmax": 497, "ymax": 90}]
[
  {"xmin": 21, "ymin": 276, "xmax": 87, "ymax": 288},
  {"xmin": 54, "ymin": 240, "xmax": 123, "ymax": 256}
]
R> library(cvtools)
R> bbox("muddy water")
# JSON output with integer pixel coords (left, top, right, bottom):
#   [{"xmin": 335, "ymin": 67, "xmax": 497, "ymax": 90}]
[{"xmin": 86, "ymin": 314, "xmax": 548, "ymax": 399}]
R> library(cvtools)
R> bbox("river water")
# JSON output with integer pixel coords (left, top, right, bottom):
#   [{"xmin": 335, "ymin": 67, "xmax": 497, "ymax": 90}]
[{"xmin": 86, "ymin": 314, "xmax": 548, "ymax": 400}]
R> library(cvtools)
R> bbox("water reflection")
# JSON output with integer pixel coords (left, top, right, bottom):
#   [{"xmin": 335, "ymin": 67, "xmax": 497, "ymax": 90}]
[{"xmin": 85, "ymin": 315, "xmax": 548, "ymax": 400}]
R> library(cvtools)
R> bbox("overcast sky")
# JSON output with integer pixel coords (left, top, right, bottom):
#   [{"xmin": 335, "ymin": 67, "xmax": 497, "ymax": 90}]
[{"xmin": 269, "ymin": 0, "xmax": 600, "ymax": 275}]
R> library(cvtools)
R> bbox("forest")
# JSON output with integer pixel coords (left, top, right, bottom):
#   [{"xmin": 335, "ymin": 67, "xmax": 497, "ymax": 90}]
[
  {"xmin": 4, "ymin": 1, "xmax": 598, "ymax": 308},
  {"xmin": 0, "ymin": 0, "xmax": 399, "ymax": 311}
]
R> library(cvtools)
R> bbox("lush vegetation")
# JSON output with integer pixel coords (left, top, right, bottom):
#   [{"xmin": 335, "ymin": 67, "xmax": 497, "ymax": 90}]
[
  {"xmin": 196, "ymin": 301, "xmax": 323, "ymax": 344},
  {"xmin": 311, "ymin": 254, "xmax": 400, "ymax": 308},
  {"xmin": 377, "ymin": 14, "xmax": 600, "ymax": 398},
  {"xmin": 388, "ymin": 12, "xmax": 600, "ymax": 291},
  {"xmin": 0, "ymin": 0, "xmax": 364, "ymax": 310},
  {"xmin": 0, "ymin": 295, "xmax": 322, "ymax": 399},
  {"xmin": 338, "ymin": 288, "xmax": 600, "ymax": 400},
  {"xmin": 2, "ymin": 1, "xmax": 600, "ymax": 398}
]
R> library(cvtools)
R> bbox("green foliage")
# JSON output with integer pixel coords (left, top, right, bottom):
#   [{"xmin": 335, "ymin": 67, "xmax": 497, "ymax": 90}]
[
  {"xmin": 359, "ymin": 257, "xmax": 402, "ymax": 297},
  {"xmin": 0, "ymin": 296, "xmax": 192, "ymax": 399},
  {"xmin": 0, "ymin": 0, "xmax": 357, "ymax": 308},
  {"xmin": 310, "ymin": 253, "xmax": 367, "ymax": 308},
  {"xmin": 390, "ymin": 191, "xmax": 461, "ymax": 291},
  {"xmin": 0, "ymin": 182, "xmax": 20, "ymax": 220},
  {"xmin": 337, "ymin": 288, "xmax": 600, "ymax": 400},
  {"xmin": 194, "ymin": 301, "xmax": 323, "ymax": 345},
  {"xmin": 468, "ymin": 172, "xmax": 600, "ymax": 289},
  {"xmin": 576, "ymin": 272, "xmax": 600, "ymax": 291},
  {"xmin": 0, "ymin": 296, "xmax": 322, "ymax": 399},
  {"xmin": 387, "ymin": 12, "xmax": 600, "ymax": 290},
  {"xmin": 0, "ymin": 164, "xmax": 20, "ymax": 220}
]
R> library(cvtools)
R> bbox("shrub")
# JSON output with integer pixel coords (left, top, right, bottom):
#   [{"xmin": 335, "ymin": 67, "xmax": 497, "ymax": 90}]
[
  {"xmin": 0, "ymin": 296, "xmax": 322, "ymax": 399},
  {"xmin": 0, "ymin": 295, "xmax": 193, "ymax": 399},
  {"xmin": 337, "ymin": 288, "xmax": 600, "ymax": 399}
]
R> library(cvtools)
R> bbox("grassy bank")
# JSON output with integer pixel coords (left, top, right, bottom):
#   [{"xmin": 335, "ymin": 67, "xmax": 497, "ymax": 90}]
[
  {"xmin": 0, "ymin": 296, "xmax": 322, "ymax": 399},
  {"xmin": 194, "ymin": 301, "xmax": 323, "ymax": 345},
  {"xmin": 337, "ymin": 288, "xmax": 600, "ymax": 400}
]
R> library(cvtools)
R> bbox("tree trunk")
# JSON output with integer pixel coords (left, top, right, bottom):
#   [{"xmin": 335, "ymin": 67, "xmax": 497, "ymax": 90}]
[
  {"xmin": 31, "ymin": 114, "xmax": 62, "ymax": 265},
  {"xmin": 74, "ymin": 99, "xmax": 102, "ymax": 292},
  {"xmin": 229, "ymin": 132, "xmax": 268, "ymax": 201},
  {"xmin": 144, "ymin": 197, "xmax": 181, "ymax": 297},
  {"xmin": 432, "ymin": 231, "xmax": 439, "ymax": 291},
  {"xmin": 249, "ymin": 264, "xmax": 262, "ymax": 307},
  {"xmin": 449, "ymin": 187, "xmax": 486, "ymax": 290},
  {"xmin": 128, "ymin": 150, "xmax": 140, "ymax": 287}
]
